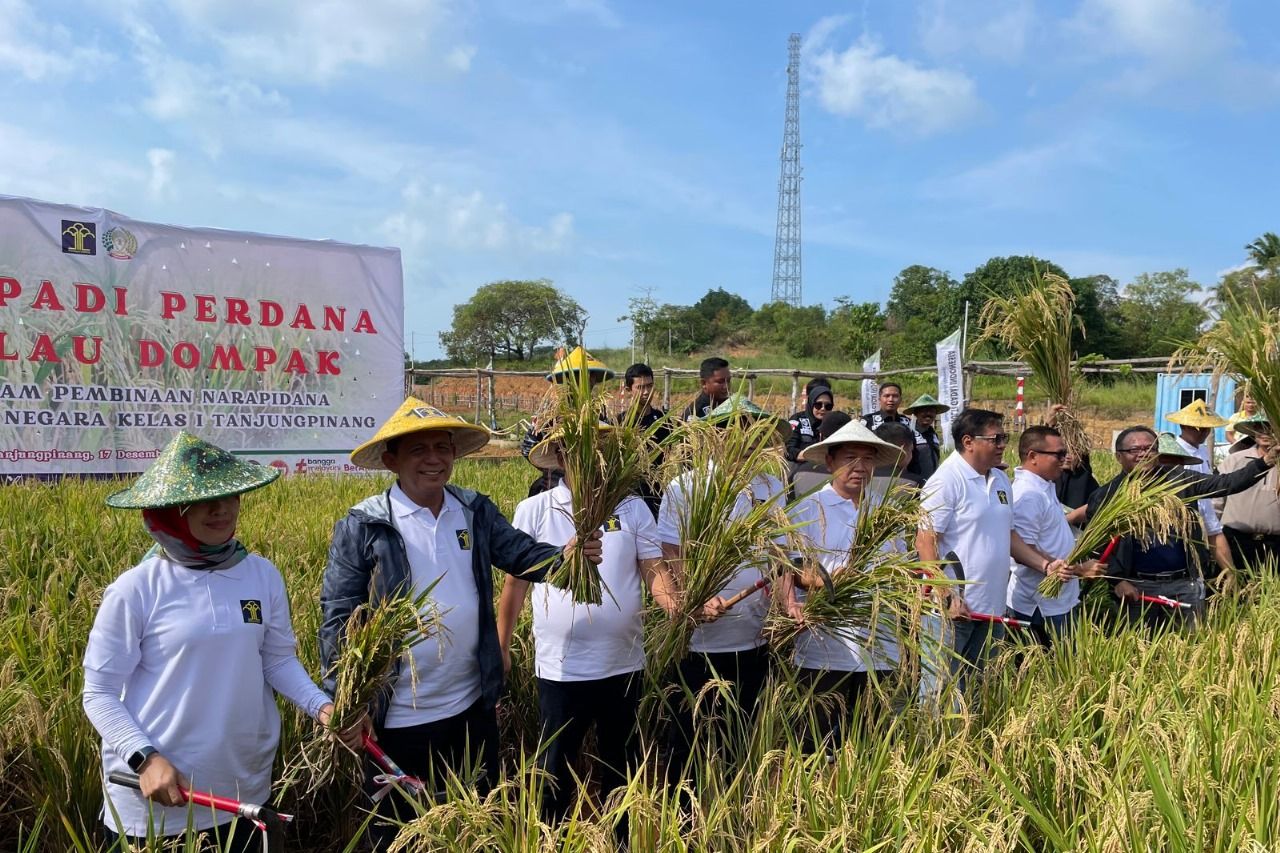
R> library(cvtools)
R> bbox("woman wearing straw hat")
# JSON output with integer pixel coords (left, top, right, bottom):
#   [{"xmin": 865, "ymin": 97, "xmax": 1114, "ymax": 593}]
[
  {"xmin": 1087, "ymin": 427, "xmax": 1274, "ymax": 630},
  {"xmin": 82, "ymin": 432, "xmax": 356, "ymax": 851},
  {"xmin": 320, "ymin": 398, "xmax": 602, "ymax": 848},
  {"xmin": 497, "ymin": 428, "xmax": 680, "ymax": 825},
  {"xmin": 783, "ymin": 419, "xmax": 905, "ymax": 751}
]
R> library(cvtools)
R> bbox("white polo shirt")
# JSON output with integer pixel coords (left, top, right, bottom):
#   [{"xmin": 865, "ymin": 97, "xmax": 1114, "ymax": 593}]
[
  {"xmin": 1007, "ymin": 466, "xmax": 1079, "ymax": 617},
  {"xmin": 1176, "ymin": 435, "xmax": 1223, "ymax": 536},
  {"xmin": 512, "ymin": 485, "xmax": 662, "ymax": 681},
  {"xmin": 789, "ymin": 485, "xmax": 902, "ymax": 672},
  {"xmin": 383, "ymin": 485, "xmax": 482, "ymax": 727},
  {"xmin": 658, "ymin": 467, "xmax": 786, "ymax": 654},
  {"xmin": 919, "ymin": 452, "xmax": 1014, "ymax": 616}
]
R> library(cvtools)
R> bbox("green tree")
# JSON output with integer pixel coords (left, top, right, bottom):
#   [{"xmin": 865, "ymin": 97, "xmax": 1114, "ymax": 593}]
[
  {"xmin": 693, "ymin": 288, "xmax": 755, "ymax": 342},
  {"xmin": 439, "ymin": 279, "xmax": 585, "ymax": 363},
  {"xmin": 1116, "ymin": 269, "xmax": 1207, "ymax": 357},
  {"xmin": 752, "ymin": 302, "xmax": 827, "ymax": 358},
  {"xmin": 829, "ymin": 298, "xmax": 885, "ymax": 361},
  {"xmin": 1068, "ymin": 274, "xmax": 1124, "ymax": 357},
  {"xmin": 882, "ymin": 265, "xmax": 961, "ymax": 366},
  {"xmin": 637, "ymin": 303, "xmax": 711, "ymax": 354},
  {"xmin": 1245, "ymin": 232, "xmax": 1280, "ymax": 266}
]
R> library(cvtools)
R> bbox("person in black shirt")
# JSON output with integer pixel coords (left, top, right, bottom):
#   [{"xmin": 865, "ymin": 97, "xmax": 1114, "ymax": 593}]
[
  {"xmin": 785, "ymin": 383, "xmax": 835, "ymax": 462},
  {"xmin": 902, "ymin": 394, "xmax": 948, "ymax": 480},
  {"xmin": 861, "ymin": 382, "xmax": 909, "ymax": 431},
  {"xmin": 680, "ymin": 357, "xmax": 731, "ymax": 421},
  {"xmin": 618, "ymin": 362, "xmax": 671, "ymax": 518}
]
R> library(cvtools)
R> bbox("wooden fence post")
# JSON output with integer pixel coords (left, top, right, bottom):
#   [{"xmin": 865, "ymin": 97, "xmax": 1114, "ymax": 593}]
[
  {"xmin": 747, "ymin": 374, "xmax": 756, "ymax": 400},
  {"xmin": 663, "ymin": 369, "xmax": 671, "ymax": 412},
  {"xmin": 474, "ymin": 370, "xmax": 483, "ymax": 424},
  {"xmin": 790, "ymin": 372, "xmax": 799, "ymax": 414},
  {"xmin": 487, "ymin": 371, "xmax": 497, "ymax": 429}
]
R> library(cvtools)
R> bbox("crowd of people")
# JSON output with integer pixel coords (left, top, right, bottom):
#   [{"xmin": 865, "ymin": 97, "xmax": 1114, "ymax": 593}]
[{"xmin": 80, "ymin": 351, "xmax": 1279, "ymax": 850}]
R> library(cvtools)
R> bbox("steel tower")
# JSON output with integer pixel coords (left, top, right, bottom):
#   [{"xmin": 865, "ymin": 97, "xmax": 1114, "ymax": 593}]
[{"xmin": 771, "ymin": 33, "xmax": 803, "ymax": 307}]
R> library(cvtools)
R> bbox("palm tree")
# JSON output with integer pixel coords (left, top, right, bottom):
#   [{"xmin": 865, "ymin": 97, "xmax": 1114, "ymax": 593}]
[{"xmin": 1245, "ymin": 232, "xmax": 1280, "ymax": 267}]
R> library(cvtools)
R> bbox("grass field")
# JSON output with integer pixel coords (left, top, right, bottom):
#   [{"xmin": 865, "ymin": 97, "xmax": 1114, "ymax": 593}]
[{"xmin": 4, "ymin": 458, "xmax": 1279, "ymax": 851}]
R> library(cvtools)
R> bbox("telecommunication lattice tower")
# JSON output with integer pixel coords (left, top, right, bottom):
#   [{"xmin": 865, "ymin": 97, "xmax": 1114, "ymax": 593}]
[{"xmin": 771, "ymin": 33, "xmax": 803, "ymax": 307}]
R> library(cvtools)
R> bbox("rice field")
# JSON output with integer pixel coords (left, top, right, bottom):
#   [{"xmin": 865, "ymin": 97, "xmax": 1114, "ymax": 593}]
[{"xmin": 3, "ymin": 460, "xmax": 1280, "ymax": 851}]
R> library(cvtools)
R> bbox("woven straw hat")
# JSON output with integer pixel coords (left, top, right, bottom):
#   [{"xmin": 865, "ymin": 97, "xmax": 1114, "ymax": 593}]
[
  {"xmin": 350, "ymin": 397, "xmax": 490, "ymax": 470},
  {"xmin": 799, "ymin": 418, "xmax": 904, "ymax": 467},
  {"xmin": 1167, "ymin": 398, "xmax": 1228, "ymax": 429},
  {"xmin": 704, "ymin": 393, "xmax": 792, "ymax": 439},
  {"xmin": 546, "ymin": 346, "xmax": 614, "ymax": 383},
  {"xmin": 105, "ymin": 431, "xmax": 279, "ymax": 509},
  {"xmin": 902, "ymin": 393, "xmax": 950, "ymax": 416},
  {"xmin": 1154, "ymin": 432, "xmax": 1201, "ymax": 465},
  {"xmin": 527, "ymin": 423, "xmax": 614, "ymax": 470}
]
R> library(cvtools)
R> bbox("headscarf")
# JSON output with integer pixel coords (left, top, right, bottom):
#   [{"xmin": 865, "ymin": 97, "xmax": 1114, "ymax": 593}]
[{"xmin": 142, "ymin": 506, "xmax": 248, "ymax": 571}]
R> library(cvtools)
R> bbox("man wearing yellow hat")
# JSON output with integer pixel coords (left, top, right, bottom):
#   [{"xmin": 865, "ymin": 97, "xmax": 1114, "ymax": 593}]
[
  {"xmin": 520, "ymin": 346, "xmax": 615, "ymax": 496},
  {"xmin": 1167, "ymin": 398, "xmax": 1234, "ymax": 584},
  {"xmin": 320, "ymin": 398, "xmax": 602, "ymax": 848}
]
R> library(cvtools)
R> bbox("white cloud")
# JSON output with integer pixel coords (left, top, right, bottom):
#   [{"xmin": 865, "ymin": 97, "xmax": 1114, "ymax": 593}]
[
  {"xmin": 0, "ymin": 0, "xmax": 112, "ymax": 80},
  {"xmin": 381, "ymin": 181, "xmax": 574, "ymax": 255},
  {"xmin": 918, "ymin": 0, "xmax": 1036, "ymax": 63},
  {"xmin": 805, "ymin": 18, "xmax": 982, "ymax": 135},
  {"xmin": 446, "ymin": 45, "xmax": 477, "ymax": 72},
  {"xmin": 1062, "ymin": 0, "xmax": 1280, "ymax": 102},
  {"xmin": 146, "ymin": 149, "xmax": 175, "ymax": 199},
  {"xmin": 161, "ymin": 0, "xmax": 460, "ymax": 83},
  {"xmin": 0, "ymin": 122, "xmax": 143, "ymax": 205}
]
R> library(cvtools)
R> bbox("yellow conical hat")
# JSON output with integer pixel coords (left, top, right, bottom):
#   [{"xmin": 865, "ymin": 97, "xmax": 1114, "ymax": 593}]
[
  {"xmin": 350, "ymin": 397, "xmax": 490, "ymax": 470},
  {"xmin": 546, "ymin": 346, "xmax": 614, "ymax": 383}
]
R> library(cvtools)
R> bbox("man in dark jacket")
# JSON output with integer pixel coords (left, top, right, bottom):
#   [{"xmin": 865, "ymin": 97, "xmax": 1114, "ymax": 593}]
[
  {"xmin": 902, "ymin": 394, "xmax": 947, "ymax": 480},
  {"xmin": 1085, "ymin": 427, "xmax": 1272, "ymax": 631},
  {"xmin": 680, "ymin": 356, "xmax": 731, "ymax": 421},
  {"xmin": 321, "ymin": 398, "xmax": 602, "ymax": 849}
]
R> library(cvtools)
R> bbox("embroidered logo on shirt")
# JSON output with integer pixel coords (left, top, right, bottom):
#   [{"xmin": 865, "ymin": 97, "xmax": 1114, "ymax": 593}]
[
  {"xmin": 455, "ymin": 529, "xmax": 472, "ymax": 550},
  {"xmin": 996, "ymin": 490, "xmax": 1010, "ymax": 505},
  {"xmin": 603, "ymin": 514, "xmax": 622, "ymax": 532},
  {"xmin": 240, "ymin": 600, "xmax": 263, "ymax": 624}
]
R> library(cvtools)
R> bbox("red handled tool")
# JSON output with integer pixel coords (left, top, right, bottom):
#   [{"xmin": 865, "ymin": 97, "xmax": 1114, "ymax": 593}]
[{"xmin": 109, "ymin": 771, "xmax": 292, "ymax": 847}]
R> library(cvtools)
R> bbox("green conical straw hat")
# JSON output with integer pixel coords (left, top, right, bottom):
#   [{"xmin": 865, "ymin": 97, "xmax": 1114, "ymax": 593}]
[
  {"xmin": 903, "ymin": 393, "xmax": 950, "ymax": 415},
  {"xmin": 105, "ymin": 431, "xmax": 280, "ymax": 509},
  {"xmin": 704, "ymin": 393, "xmax": 792, "ymax": 438},
  {"xmin": 1153, "ymin": 432, "xmax": 1200, "ymax": 465}
]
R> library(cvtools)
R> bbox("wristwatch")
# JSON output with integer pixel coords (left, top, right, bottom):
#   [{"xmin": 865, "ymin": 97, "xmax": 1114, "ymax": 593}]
[{"xmin": 127, "ymin": 746, "xmax": 158, "ymax": 772}]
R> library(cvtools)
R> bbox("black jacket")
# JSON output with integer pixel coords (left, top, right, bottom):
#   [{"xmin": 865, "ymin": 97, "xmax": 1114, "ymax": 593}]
[{"xmin": 785, "ymin": 385, "xmax": 833, "ymax": 462}]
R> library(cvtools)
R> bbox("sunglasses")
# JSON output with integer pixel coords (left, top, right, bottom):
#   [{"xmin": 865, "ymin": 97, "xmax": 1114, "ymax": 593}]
[
  {"xmin": 1032, "ymin": 449, "xmax": 1068, "ymax": 460},
  {"xmin": 812, "ymin": 401, "xmax": 834, "ymax": 410},
  {"xmin": 971, "ymin": 433, "xmax": 1010, "ymax": 445}
]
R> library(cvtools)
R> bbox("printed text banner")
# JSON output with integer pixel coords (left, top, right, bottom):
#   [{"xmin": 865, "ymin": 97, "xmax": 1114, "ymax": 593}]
[{"xmin": 0, "ymin": 195, "xmax": 405, "ymax": 477}]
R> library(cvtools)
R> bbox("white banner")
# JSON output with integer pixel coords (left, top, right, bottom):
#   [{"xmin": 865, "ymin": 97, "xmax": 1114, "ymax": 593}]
[
  {"xmin": 936, "ymin": 328, "xmax": 963, "ymax": 451},
  {"xmin": 860, "ymin": 349, "xmax": 881, "ymax": 417},
  {"xmin": 0, "ymin": 195, "xmax": 405, "ymax": 477}
]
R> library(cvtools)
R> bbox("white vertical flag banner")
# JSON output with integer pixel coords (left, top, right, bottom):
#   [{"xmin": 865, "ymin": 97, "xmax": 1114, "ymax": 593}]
[
  {"xmin": 936, "ymin": 328, "xmax": 963, "ymax": 450},
  {"xmin": 860, "ymin": 349, "xmax": 881, "ymax": 416},
  {"xmin": 0, "ymin": 194, "xmax": 405, "ymax": 478}
]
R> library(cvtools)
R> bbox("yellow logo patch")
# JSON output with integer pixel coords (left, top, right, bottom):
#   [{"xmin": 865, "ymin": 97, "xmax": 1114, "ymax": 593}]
[
  {"xmin": 996, "ymin": 490, "xmax": 1009, "ymax": 505},
  {"xmin": 455, "ymin": 529, "xmax": 472, "ymax": 550},
  {"xmin": 603, "ymin": 515, "xmax": 622, "ymax": 532},
  {"xmin": 240, "ymin": 599, "xmax": 263, "ymax": 624}
]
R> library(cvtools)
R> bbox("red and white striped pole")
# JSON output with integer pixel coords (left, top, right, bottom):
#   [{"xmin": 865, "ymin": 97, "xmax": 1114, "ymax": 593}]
[{"xmin": 1014, "ymin": 376, "xmax": 1026, "ymax": 429}]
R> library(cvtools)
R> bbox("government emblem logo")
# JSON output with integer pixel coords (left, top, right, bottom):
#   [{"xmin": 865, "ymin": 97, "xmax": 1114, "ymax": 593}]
[
  {"xmin": 603, "ymin": 515, "xmax": 621, "ymax": 532},
  {"xmin": 455, "ymin": 529, "xmax": 472, "ymax": 550},
  {"xmin": 61, "ymin": 220, "xmax": 96, "ymax": 255},
  {"xmin": 240, "ymin": 599, "xmax": 264, "ymax": 624},
  {"xmin": 103, "ymin": 227, "xmax": 138, "ymax": 260}
]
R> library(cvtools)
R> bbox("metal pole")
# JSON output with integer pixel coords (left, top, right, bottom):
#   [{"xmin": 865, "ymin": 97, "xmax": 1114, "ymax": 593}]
[{"xmin": 961, "ymin": 300, "xmax": 972, "ymax": 405}]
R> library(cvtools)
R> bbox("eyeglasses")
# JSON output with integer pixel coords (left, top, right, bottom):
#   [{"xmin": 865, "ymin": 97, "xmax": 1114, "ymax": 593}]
[
  {"xmin": 971, "ymin": 433, "xmax": 1010, "ymax": 445},
  {"xmin": 1118, "ymin": 444, "xmax": 1155, "ymax": 455},
  {"xmin": 812, "ymin": 401, "xmax": 834, "ymax": 410},
  {"xmin": 1032, "ymin": 449, "xmax": 1069, "ymax": 460}
]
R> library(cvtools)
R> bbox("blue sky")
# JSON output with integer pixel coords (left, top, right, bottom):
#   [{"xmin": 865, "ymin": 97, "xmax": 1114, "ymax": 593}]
[{"xmin": 3, "ymin": 0, "xmax": 1278, "ymax": 359}]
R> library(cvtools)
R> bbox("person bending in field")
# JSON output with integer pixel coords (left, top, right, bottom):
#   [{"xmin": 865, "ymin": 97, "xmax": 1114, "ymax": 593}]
[
  {"xmin": 915, "ymin": 408, "xmax": 1069, "ymax": 709},
  {"xmin": 1085, "ymin": 427, "xmax": 1272, "ymax": 632},
  {"xmin": 83, "ymin": 432, "xmax": 361, "ymax": 852},
  {"xmin": 1006, "ymin": 426, "xmax": 1105, "ymax": 647},
  {"xmin": 320, "ymin": 398, "xmax": 602, "ymax": 851},
  {"xmin": 497, "ymin": 428, "xmax": 682, "ymax": 831},
  {"xmin": 658, "ymin": 395, "xmax": 790, "ymax": 783},
  {"xmin": 781, "ymin": 419, "xmax": 907, "ymax": 752}
]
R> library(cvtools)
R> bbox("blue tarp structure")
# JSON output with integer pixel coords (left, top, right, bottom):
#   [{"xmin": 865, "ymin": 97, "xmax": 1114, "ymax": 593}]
[{"xmin": 1153, "ymin": 373, "xmax": 1237, "ymax": 444}]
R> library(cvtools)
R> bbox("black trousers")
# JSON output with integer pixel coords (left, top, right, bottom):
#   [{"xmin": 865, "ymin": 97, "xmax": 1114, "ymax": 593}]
[
  {"xmin": 1224, "ymin": 527, "xmax": 1280, "ymax": 575},
  {"xmin": 104, "ymin": 820, "xmax": 261, "ymax": 852},
  {"xmin": 537, "ymin": 672, "xmax": 642, "ymax": 821},
  {"xmin": 798, "ymin": 668, "xmax": 871, "ymax": 754},
  {"xmin": 366, "ymin": 699, "xmax": 500, "ymax": 849},
  {"xmin": 666, "ymin": 645, "xmax": 769, "ymax": 782}
]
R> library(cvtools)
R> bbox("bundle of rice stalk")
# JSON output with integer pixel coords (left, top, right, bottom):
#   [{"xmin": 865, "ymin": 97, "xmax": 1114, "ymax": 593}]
[
  {"xmin": 647, "ymin": 414, "xmax": 796, "ymax": 674},
  {"xmin": 539, "ymin": 369, "xmax": 665, "ymax": 605},
  {"xmin": 765, "ymin": 488, "xmax": 932, "ymax": 649},
  {"xmin": 291, "ymin": 581, "xmax": 444, "ymax": 790},
  {"xmin": 1176, "ymin": 295, "xmax": 1280, "ymax": 491},
  {"xmin": 1037, "ymin": 467, "xmax": 1195, "ymax": 598},
  {"xmin": 978, "ymin": 268, "xmax": 1091, "ymax": 461}
]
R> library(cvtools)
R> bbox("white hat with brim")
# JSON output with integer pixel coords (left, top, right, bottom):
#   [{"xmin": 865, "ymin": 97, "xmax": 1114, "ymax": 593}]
[
  {"xmin": 350, "ymin": 397, "xmax": 490, "ymax": 470},
  {"xmin": 799, "ymin": 419, "xmax": 904, "ymax": 468},
  {"xmin": 527, "ymin": 424, "xmax": 614, "ymax": 470}
]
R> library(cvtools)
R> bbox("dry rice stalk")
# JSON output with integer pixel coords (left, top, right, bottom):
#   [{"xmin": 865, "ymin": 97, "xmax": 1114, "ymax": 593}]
[
  {"xmin": 648, "ymin": 415, "xmax": 795, "ymax": 675},
  {"xmin": 978, "ymin": 268, "xmax": 1091, "ymax": 460},
  {"xmin": 289, "ymin": 582, "xmax": 445, "ymax": 790},
  {"xmin": 540, "ymin": 368, "xmax": 664, "ymax": 604},
  {"xmin": 1176, "ymin": 295, "xmax": 1280, "ymax": 492},
  {"xmin": 1038, "ymin": 467, "xmax": 1196, "ymax": 598}
]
